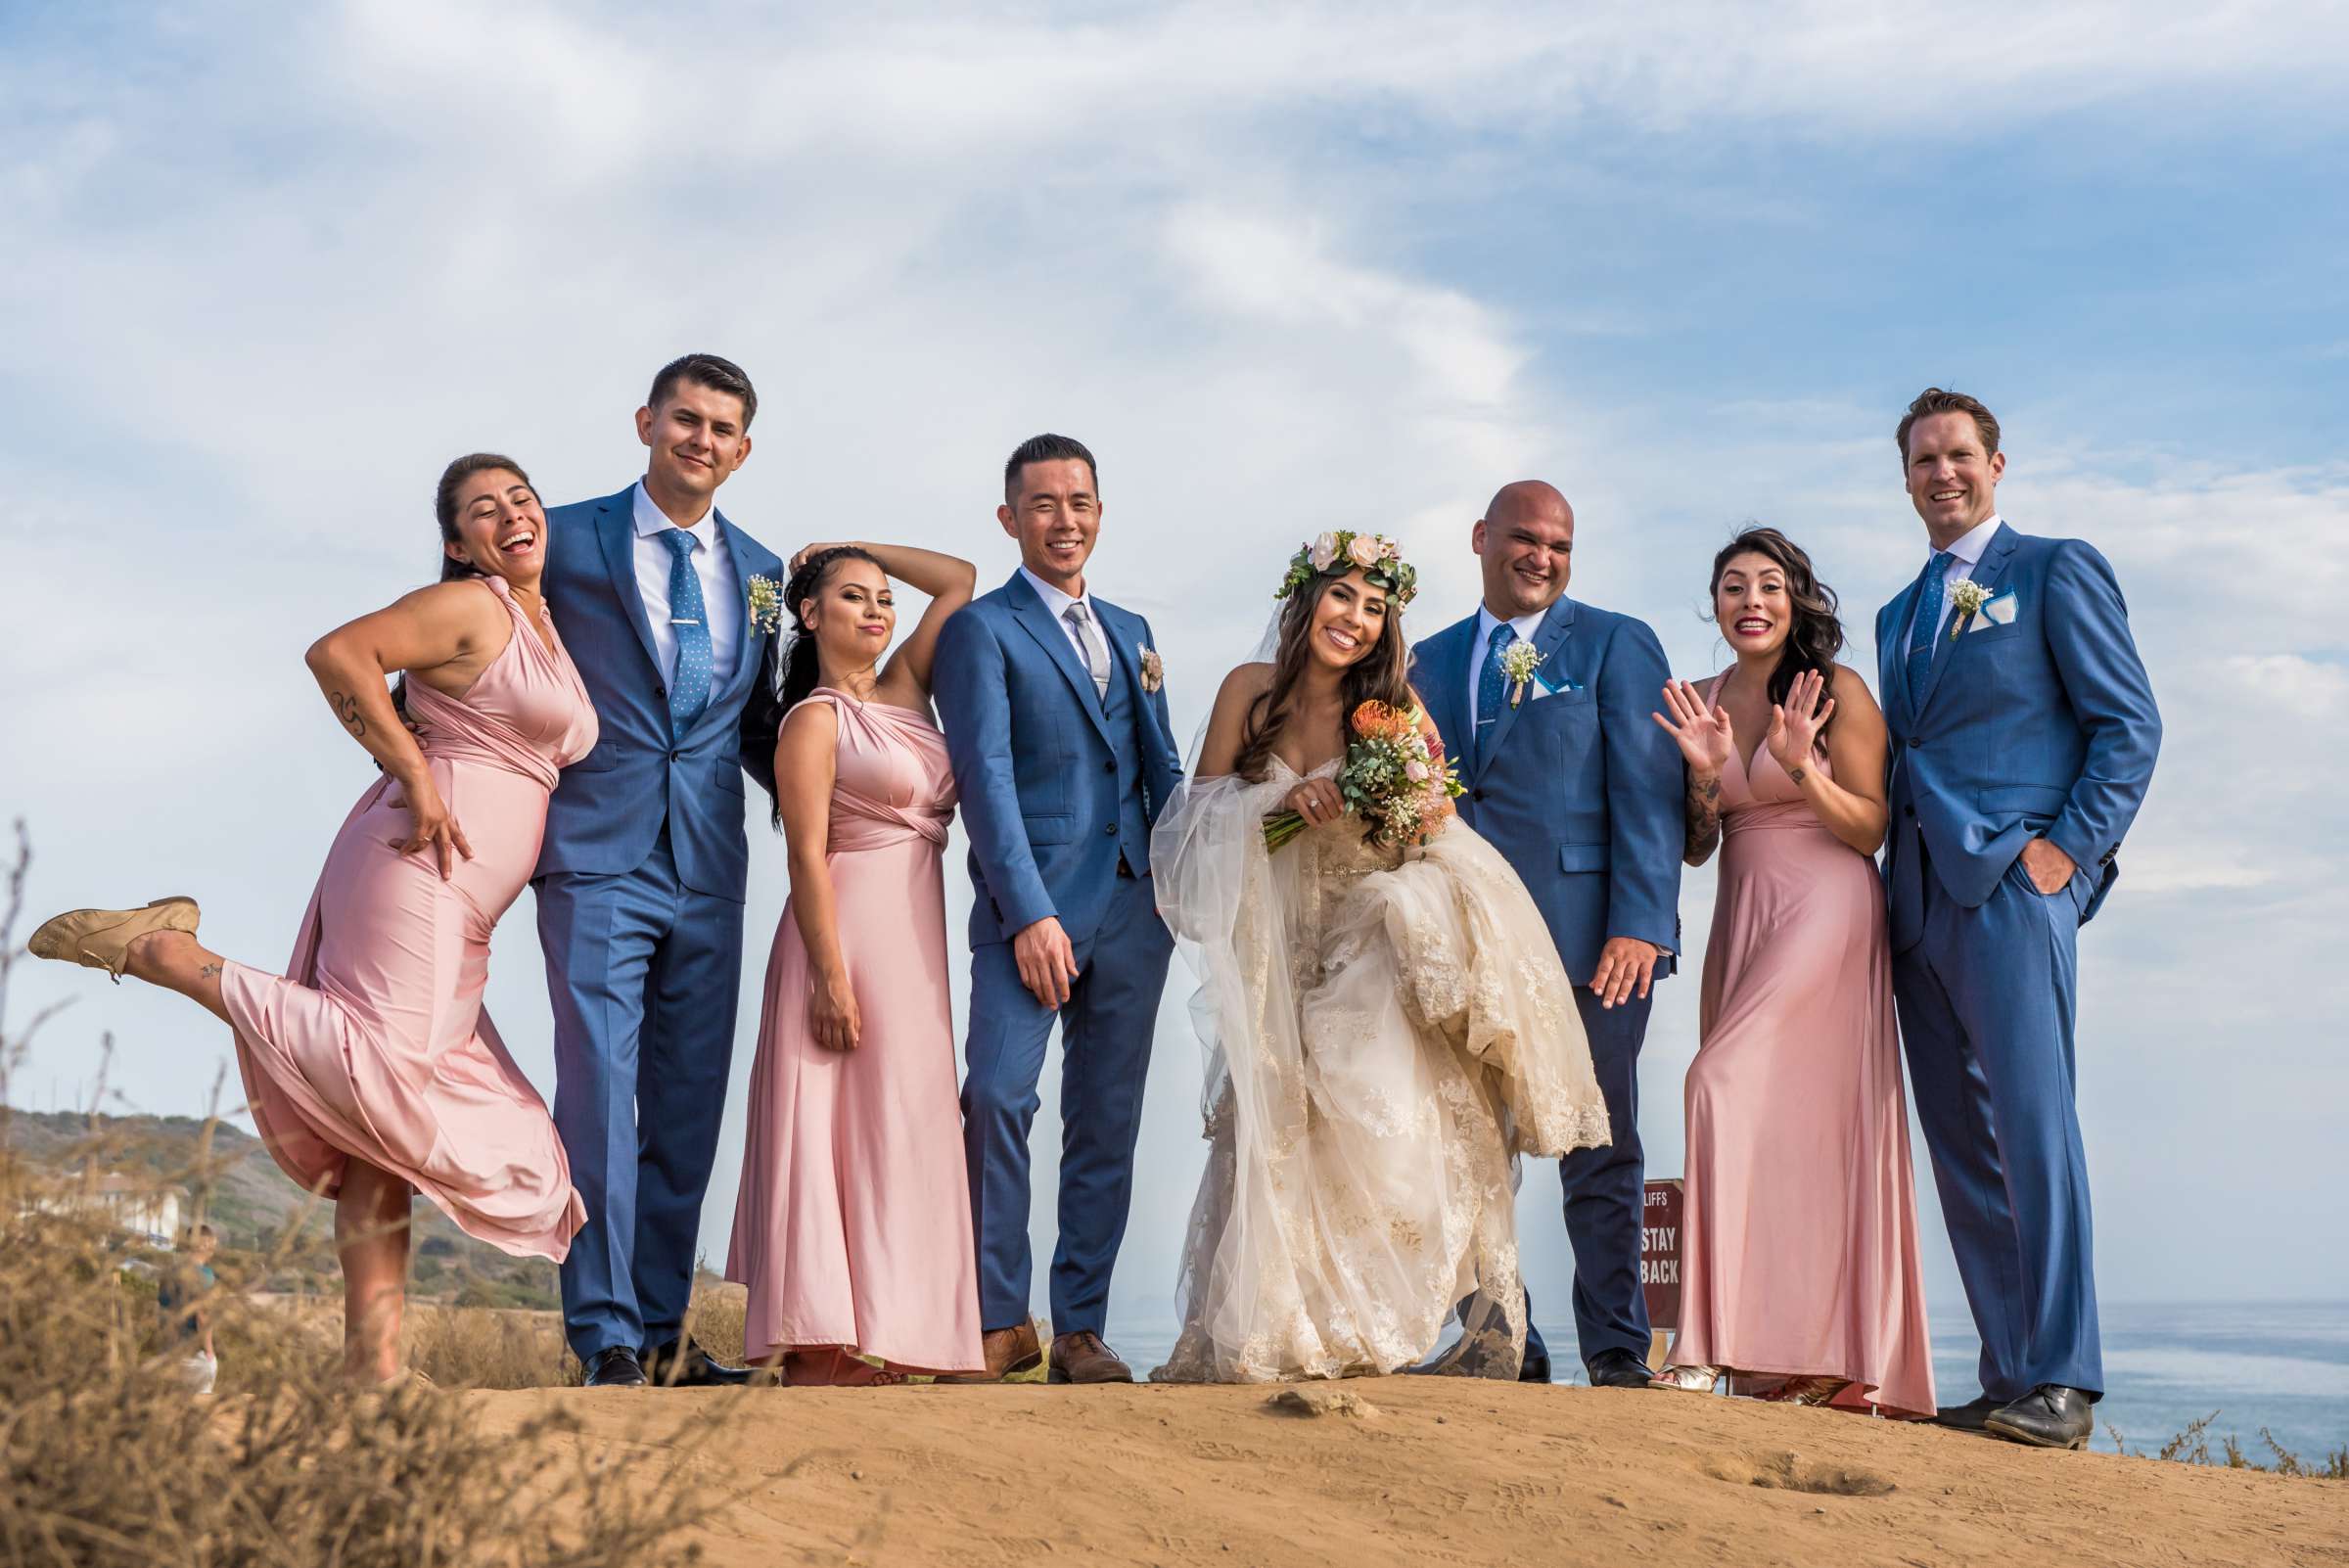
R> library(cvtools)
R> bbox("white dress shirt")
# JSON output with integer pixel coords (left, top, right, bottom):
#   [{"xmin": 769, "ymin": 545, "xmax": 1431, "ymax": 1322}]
[
  {"xmin": 631, "ymin": 480, "xmax": 740, "ymax": 692},
  {"xmin": 1466, "ymin": 603, "xmax": 1551, "ymax": 732},
  {"xmin": 1925, "ymin": 515, "xmax": 2004, "ymax": 641},
  {"xmin": 1020, "ymin": 565, "xmax": 1111, "ymax": 690}
]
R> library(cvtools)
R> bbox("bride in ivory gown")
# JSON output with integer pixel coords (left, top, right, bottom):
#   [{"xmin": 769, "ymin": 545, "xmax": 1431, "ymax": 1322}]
[{"xmin": 1150, "ymin": 533, "xmax": 1612, "ymax": 1383}]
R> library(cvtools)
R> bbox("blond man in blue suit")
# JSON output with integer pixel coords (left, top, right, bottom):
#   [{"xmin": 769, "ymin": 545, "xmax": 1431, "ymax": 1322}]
[{"xmin": 1880, "ymin": 389, "xmax": 2160, "ymax": 1450}]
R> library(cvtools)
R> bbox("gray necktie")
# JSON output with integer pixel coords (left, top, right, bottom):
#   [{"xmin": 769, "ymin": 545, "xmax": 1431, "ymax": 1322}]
[{"xmin": 1063, "ymin": 603, "xmax": 1110, "ymax": 699}]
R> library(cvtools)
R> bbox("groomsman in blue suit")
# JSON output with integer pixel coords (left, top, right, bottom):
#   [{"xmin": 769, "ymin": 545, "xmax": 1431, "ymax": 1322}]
[
  {"xmin": 1879, "ymin": 389, "xmax": 2159, "ymax": 1449},
  {"xmin": 533, "ymin": 354, "xmax": 785, "ymax": 1387},
  {"xmin": 1413, "ymin": 481, "xmax": 1684, "ymax": 1389},
  {"xmin": 933, "ymin": 435, "xmax": 1181, "ymax": 1385}
]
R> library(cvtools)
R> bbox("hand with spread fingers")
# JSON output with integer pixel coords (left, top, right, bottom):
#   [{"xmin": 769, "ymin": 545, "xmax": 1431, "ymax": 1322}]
[
  {"xmin": 1764, "ymin": 667, "xmax": 1836, "ymax": 780},
  {"xmin": 1652, "ymin": 677, "xmax": 1735, "ymax": 775},
  {"xmin": 386, "ymin": 779, "xmax": 473, "ymax": 881}
]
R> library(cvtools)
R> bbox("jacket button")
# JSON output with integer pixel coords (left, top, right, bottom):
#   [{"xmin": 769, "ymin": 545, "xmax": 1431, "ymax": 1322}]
[
  {"xmin": 1103, "ymin": 760, "xmax": 1117, "ymax": 773},
  {"xmin": 1904, "ymin": 804, "xmax": 1915, "ymax": 818},
  {"xmin": 1104, "ymin": 824, "xmax": 1117, "ymax": 836},
  {"xmin": 1908, "ymin": 736, "xmax": 1922, "ymax": 748},
  {"xmin": 1471, "ymin": 789, "xmax": 1487, "ymax": 803},
  {"xmin": 668, "ymin": 749, "xmax": 681, "ymax": 761},
  {"xmin": 655, "ymin": 684, "xmax": 667, "ymax": 698}
]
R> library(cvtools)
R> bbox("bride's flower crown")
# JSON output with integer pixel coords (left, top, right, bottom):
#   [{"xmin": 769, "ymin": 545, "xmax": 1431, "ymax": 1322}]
[{"xmin": 1275, "ymin": 530, "xmax": 1419, "ymax": 608}]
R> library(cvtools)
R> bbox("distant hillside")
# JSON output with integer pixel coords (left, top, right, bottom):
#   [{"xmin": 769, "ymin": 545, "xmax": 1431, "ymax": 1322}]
[{"xmin": 3, "ymin": 1107, "xmax": 559, "ymax": 1309}]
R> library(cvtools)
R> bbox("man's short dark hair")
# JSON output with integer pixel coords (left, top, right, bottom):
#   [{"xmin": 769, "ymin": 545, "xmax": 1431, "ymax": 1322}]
[
  {"xmin": 1897, "ymin": 388, "xmax": 2000, "ymax": 461},
  {"xmin": 649, "ymin": 352, "xmax": 758, "ymax": 429},
  {"xmin": 1003, "ymin": 433, "xmax": 1098, "ymax": 501}
]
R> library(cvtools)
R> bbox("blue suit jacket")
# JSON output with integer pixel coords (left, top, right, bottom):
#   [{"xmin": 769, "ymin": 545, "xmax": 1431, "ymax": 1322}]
[
  {"xmin": 1412, "ymin": 598, "xmax": 1684, "ymax": 986},
  {"xmin": 1876, "ymin": 522, "xmax": 2160, "ymax": 945},
  {"xmin": 533, "ymin": 485, "xmax": 784, "ymax": 901},
  {"xmin": 934, "ymin": 572, "xmax": 1183, "ymax": 947}
]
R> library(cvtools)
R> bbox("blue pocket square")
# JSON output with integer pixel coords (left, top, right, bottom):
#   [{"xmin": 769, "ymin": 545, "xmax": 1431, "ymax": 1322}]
[{"xmin": 1531, "ymin": 667, "xmax": 1581, "ymax": 697}]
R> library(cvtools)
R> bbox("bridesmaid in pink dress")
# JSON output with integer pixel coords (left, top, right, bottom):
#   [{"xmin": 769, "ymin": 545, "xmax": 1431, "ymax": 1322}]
[
  {"xmin": 726, "ymin": 539, "xmax": 983, "ymax": 1384},
  {"xmin": 29, "ymin": 454, "xmax": 594, "ymax": 1385},
  {"xmin": 1646, "ymin": 528, "xmax": 1936, "ymax": 1417}
]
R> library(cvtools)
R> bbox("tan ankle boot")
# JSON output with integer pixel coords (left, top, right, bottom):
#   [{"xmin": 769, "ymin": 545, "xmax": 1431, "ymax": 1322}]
[{"xmin": 28, "ymin": 897, "xmax": 201, "ymax": 982}]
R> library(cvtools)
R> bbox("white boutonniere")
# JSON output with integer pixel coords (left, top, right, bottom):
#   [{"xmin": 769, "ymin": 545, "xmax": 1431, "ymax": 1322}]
[
  {"xmin": 745, "ymin": 574, "xmax": 784, "ymax": 635},
  {"xmin": 1498, "ymin": 640, "xmax": 1543, "ymax": 707},
  {"xmin": 1138, "ymin": 643, "xmax": 1165, "ymax": 694},
  {"xmin": 1947, "ymin": 578, "xmax": 1989, "ymax": 640}
]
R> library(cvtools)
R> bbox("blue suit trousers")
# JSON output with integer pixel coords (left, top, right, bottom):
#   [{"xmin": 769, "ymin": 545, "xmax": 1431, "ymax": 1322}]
[
  {"xmin": 1895, "ymin": 854, "xmax": 2101, "ymax": 1401},
  {"xmin": 536, "ymin": 830, "xmax": 744, "ymax": 1361},
  {"xmin": 1525, "ymin": 986, "xmax": 1654, "ymax": 1372},
  {"xmin": 959, "ymin": 872, "xmax": 1173, "ymax": 1338}
]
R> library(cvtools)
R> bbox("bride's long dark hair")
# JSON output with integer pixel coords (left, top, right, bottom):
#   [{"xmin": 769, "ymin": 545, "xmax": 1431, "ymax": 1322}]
[{"xmin": 1232, "ymin": 570, "xmax": 1416, "ymax": 782}]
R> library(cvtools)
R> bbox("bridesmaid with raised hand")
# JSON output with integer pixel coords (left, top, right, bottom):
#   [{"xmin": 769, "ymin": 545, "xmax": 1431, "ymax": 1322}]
[
  {"xmin": 1645, "ymin": 527, "xmax": 1937, "ymax": 1416},
  {"xmin": 726, "ymin": 538, "xmax": 983, "ymax": 1386},
  {"xmin": 29, "ymin": 454, "xmax": 596, "ymax": 1386}
]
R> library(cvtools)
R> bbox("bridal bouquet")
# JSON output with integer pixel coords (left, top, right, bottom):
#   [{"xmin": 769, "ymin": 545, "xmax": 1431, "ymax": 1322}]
[{"xmin": 1264, "ymin": 701, "xmax": 1465, "ymax": 853}]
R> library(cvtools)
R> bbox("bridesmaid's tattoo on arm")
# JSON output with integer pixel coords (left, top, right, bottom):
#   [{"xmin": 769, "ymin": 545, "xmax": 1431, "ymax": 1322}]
[
  {"xmin": 1683, "ymin": 773, "xmax": 1723, "ymax": 865},
  {"xmin": 1788, "ymin": 764, "xmax": 1808, "ymax": 787},
  {"xmin": 330, "ymin": 692, "xmax": 366, "ymax": 739},
  {"xmin": 199, "ymin": 962, "xmax": 221, "ymax": 980}
]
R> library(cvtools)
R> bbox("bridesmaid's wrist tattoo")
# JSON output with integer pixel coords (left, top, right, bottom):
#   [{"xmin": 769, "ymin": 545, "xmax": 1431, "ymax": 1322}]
[
  {"xmin": 199, "ymin": 962, "xmax": 221, "ymax": 980},
  {"xmin": 330, "ymin": 692, "xmax": 367, "ymax": 739},
  {"xmin": 1787, "ymin": 765, "xmax": 1808, "ymax": 786}
]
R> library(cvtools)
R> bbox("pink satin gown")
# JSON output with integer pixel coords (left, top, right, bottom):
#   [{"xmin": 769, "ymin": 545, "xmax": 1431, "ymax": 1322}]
[
  {"xmin": 725, "ymin": 691, "xmax": 984, "ymax": 1374},
  {"xmin": 220, "ymin": 576, "xmax": 595, "ymax": 1262},
  {"xmin": 1664, "ymin": 684, "xmax": 1937, "ymax": 1416}
]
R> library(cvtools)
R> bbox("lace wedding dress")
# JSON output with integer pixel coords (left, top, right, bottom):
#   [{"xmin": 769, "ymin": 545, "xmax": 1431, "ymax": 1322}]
[{"xmin": 1149, "ymin": 758, "xmax": 1612, "ymax": 1382}]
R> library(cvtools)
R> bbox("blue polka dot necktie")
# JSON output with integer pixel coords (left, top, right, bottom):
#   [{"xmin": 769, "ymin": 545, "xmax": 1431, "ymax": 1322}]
[
  {"xmin": 1905, "ymin": 551, "xmax": 1955, "ymax": 715},
  {"xmin": 1474, "ymin": 621, "xmax": 1515, "ymax": 771},
  {"xmin": 662, "ymin": 530, "xmax": 714, "ymax": 730}
]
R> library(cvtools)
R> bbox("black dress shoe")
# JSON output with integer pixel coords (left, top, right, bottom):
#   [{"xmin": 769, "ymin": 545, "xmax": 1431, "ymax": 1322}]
[
  {"xmin": 641, "ymin": 1337, "xmax": 751, "ymax": 1388},
  {"xmin": 1984, "ymin": 1384, "xmax": 2095, "ymax": 1451},
  {"xmin": 583, "ymin": 1346, "xmax": 647, "ymax": 1388},
  {"xmin": 1584, "ymin": 1349, "xmax": 1652, "ymax": 1390},
  {"xmin": 1518, "ymin": 1347, "xmax": 1553, "ymax": 1384},
  {"xmin": 1932, "ymin": 1392, "xmax": 2006, "ymax": 1433}
]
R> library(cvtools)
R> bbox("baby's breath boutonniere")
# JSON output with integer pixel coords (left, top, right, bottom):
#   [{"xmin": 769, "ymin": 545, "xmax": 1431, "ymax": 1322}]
[
  {"xmin": 1498, "ymin": 640, "xmax": 1543, "ymax": 707},
  {"xmin": 746, "ymin": 575, "xmax": 784, "ymax": 636},
  {"xmin": 1947, "ymin": 578, "xmax": 1989, "ymax": 640},
  {"xmin": 1137, "ymin": 644, "xmax": 1165, "ymax": 694}
]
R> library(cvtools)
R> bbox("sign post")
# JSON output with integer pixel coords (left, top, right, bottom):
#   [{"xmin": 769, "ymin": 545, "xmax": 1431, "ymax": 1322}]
[{"xmin": 1641, "ymin": 1177, "xmax": 1684, "ymax": 1369}]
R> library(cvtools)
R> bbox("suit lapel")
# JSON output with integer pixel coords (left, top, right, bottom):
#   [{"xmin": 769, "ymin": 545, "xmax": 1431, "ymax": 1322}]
[
  {"xmin": 595, "ymin": 493, "xmax": 665, "ymax": 680},
  {"xmin": 1476, "ymin": 598, "xmax": 1575, "ymax": 781},
  {"xmin": 1916, "ymin": 522, "xmax": 2018, "ymax": 716},
  {"xmin": 709, "ymin": 509, "xmax": 762, "ymax": 708},
  {"xmin": 1006, "ymin": 573, "xmax": 1115, "ymax": 749}
]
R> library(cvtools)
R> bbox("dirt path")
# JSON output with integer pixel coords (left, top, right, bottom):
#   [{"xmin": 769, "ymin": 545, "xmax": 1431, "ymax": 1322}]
[{"xmin": 467, "ymin": 1376, "xmax": 2349, "ymax": 1566}]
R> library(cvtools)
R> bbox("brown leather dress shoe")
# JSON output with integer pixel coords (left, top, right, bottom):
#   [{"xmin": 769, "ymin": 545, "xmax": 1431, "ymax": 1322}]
[
  {"xmin": 938, "ymin": 1320, "xmax": 1042, "ymax": 1384},
  {"xmin": 1048, "ymin": 1330, "xmax": 1133, "ymax": 1385}
]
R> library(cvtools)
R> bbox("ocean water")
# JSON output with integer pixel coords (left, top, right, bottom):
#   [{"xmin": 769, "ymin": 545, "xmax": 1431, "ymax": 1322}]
[{"xmin": 1101, "ymin": 1300, "xmax": 2349, "ymax": 1464}]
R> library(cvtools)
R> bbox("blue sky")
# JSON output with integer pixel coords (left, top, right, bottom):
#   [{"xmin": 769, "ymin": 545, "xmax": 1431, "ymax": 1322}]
[{"xmin": 5, "ymin": 2, "xmax": 2345, "ymax": 1317}]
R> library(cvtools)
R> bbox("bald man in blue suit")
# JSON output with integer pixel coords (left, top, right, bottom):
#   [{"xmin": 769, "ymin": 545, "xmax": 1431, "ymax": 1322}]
[
  {"xmin": 1879, "ymin": 389, "xmax": 2160, "ymax": 1450},
  {"xmin": 1412, "ymin": 480, "xmax": 1684, "ymax": 1390}
]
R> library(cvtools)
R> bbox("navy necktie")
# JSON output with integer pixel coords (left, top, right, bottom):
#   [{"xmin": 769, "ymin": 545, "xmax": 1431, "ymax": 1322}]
[
  {"xmin": 1474, "ymin": 621, "xmax": 1516, "ymax": 770},
  {"xmin": 1905, "ymin": 551, "xmax": 1955, "ymax": 715},
  {"xmin": 662, "ymin": 530, "xmax": 714, "ymax": 730}
]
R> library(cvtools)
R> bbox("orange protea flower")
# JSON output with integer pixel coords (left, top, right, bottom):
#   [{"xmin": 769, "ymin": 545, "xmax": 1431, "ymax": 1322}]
[{"xmin": 1351, "ymin": 701, "xmax": 1412, "ymax": 740}]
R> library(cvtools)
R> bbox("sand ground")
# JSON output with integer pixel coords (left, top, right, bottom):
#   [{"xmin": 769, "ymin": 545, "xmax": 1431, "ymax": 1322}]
[{"xmin": 469, "ymin": 1376, "xmax": 2349, "ymax": 1567}]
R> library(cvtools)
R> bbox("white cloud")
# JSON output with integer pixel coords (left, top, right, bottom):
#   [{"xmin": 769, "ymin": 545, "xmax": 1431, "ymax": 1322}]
[{"xmin": 3, "ymin": 0, "xmax": 2344, "ymax": 1320}]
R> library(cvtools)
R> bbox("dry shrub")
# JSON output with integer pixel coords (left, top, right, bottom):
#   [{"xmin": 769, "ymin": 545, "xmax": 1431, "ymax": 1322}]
[{"xmin": 0, "ymin": 820, "xmax": 741, "ymax": 1564}]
